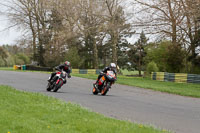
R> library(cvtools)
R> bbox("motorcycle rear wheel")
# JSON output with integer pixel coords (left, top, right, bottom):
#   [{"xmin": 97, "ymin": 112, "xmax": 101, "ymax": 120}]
[{"xmin": 46, "ymin": 83, "xmax": 51, "ymax": 91}]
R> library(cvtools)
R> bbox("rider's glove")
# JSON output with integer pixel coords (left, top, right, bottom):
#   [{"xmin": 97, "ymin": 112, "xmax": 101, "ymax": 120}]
[{"xmin": 100, "ymin": 71, "xmax": 104, "ymax": 75}]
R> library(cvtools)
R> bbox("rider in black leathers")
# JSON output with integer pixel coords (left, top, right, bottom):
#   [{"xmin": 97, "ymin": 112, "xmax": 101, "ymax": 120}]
[{"xmin": 48, "ymin": 61, "xmax": 71, "ymax": 83}]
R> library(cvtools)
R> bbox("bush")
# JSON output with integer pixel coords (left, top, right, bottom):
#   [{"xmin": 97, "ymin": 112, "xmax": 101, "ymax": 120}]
[{"xmin": 146, "ymin": 61, "xmax": 159, "ymax": 74}]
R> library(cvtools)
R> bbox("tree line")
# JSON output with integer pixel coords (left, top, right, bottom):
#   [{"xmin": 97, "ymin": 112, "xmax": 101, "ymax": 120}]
[{"xmin": 0, "ymin": 0, "xmax": 200, "ymax": 75}]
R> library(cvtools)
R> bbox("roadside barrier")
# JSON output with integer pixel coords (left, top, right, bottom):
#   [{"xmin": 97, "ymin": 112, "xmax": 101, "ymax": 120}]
[
  {"xmin": 13, "ymin": 65, "xmax": 22, "ymax": 70},
  {"xmin": 151, "ymin": 72, "xmax": 200, "ymax": 84},
  {"xmin": 71, "ymin": 69, "xmax": 101, "ymax": 74},
  {"xmin": 13, "ymin": 65, "xmax": 102, "ymax": 74},
  {"xmin": 21, "ymin": 65, "xmax": 26, "ymax": 70},
  {"xmin": 13, "ymin": 65, "xmax": 27, "ymax": 70},
  {"xmin": 13, "ymin": 65, "xmax": 53, "ymax": 71}
]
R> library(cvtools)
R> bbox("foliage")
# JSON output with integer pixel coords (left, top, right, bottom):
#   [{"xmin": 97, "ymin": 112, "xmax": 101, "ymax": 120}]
[
  {"xmin": 127, "ymin": 31, "xmax": 148, "ymax": 76},
  {"xmin": 144, "ymin": 41, "xmax": 169, "ymax": 72},
  {"xmin": 16, "ymin": 53, "xmax": 30, "ymax": 64},
  {"xmin": 0, "ymin": 46, "xmax": 8, "ymax": 66},
  {"xmin": 146, "ymin": 61, "xmax": 159, "ymax": 74},
  {"xmin": 0, "ymin": 45, "xmax": 31, "ymax": 66},
  {"xmin": 117, "ymin": 38, "xmax": 130, "ymax": 69},
  {"xmin": 144, "ymin": 41, "xmax": 186, "ymax": 73},
  {"xmin": 166, "ymin": 44, "xmax": 185, "ymax": 73},
  {"xmin": 65, "ymin": 47, "xmax": 83, "ymax": 69}
]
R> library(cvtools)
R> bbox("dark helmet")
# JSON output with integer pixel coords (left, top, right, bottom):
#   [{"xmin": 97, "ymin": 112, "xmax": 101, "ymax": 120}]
[{"xmin": 64, "ymin": 61, "xmax": 71, "ymax": 67}]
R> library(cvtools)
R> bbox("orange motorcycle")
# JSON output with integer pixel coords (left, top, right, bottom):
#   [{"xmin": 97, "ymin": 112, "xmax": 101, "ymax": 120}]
[{"xmin": 93, "ymin": 71, "xmax": 117, "ymax": 95}]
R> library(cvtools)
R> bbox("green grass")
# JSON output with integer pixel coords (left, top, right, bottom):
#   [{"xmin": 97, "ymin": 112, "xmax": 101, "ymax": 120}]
[
  {"xmin": 0, "ymin": 85, "xmax": 168, "ymax": 133},
  {"xmin": 121, "ymin": 69, "xmax": 144, "ymax": 75},
  {"xmin": 71, "ymin": 73, "xmax": 200, "ymax": 98},
  {"xmin": 0, "ymin": 67, "xmax": 51, "ymax": 74},
  {"xmin": 0, "ymin": 67, "xmax": 13, "ymax": 70}
]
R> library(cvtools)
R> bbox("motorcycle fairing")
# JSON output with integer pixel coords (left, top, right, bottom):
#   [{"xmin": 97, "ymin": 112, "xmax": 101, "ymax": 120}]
[{"xmin": 98, "ymin": 76, "xmax": 106, "ymax": 85}]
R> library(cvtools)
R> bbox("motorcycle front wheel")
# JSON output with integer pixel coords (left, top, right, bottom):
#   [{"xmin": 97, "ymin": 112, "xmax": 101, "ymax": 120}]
[
  {"xmin": 52, "ymin": 80, "xmax": 63, "ymax": 92},
  {"xmin": 92, "ymin": 87, "xmax": 98, "ymax": 95}
]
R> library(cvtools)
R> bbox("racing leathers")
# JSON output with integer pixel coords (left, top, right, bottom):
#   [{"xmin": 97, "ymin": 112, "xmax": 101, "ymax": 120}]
[{"xmin": 95, "ymin": 66, "xmax": 117, "ymax": 84}]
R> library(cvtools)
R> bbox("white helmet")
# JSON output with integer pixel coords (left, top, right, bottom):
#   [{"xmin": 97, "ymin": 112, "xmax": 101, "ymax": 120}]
[{"xmin": 110, "ymin": 63, "xmax": 116, "ymax": 70}]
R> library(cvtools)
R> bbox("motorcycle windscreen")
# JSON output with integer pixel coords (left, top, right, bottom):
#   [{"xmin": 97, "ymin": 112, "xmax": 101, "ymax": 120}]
[{"xmin": 106, "ymin": 71, "xmax": 116, "ymax": 81}]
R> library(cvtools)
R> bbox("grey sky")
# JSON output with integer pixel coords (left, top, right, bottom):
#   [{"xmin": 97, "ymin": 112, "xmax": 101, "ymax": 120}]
[
  {"xmin": 0, "ymin": 14, "xmax": 22, "ymax": 45},
  {"xmin": 0, "ymin": 0, "xmax": 22, "ymax": 45}
]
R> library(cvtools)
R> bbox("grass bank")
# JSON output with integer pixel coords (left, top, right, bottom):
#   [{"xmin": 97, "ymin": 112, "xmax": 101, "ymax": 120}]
[
  {"xmin": 0, "ymin": 67, "xmax": 13, "ymax": 70},
  {"xmin": 0, "ymin": 67, "xmax": 50, "ymax": 74},
  {"xmin": 0, "ymin": 85, "xmax": 168, "ymax": 133},
  {"xmin": 71, "ymin": 73, "xmax": 200, "ymax": 98}
]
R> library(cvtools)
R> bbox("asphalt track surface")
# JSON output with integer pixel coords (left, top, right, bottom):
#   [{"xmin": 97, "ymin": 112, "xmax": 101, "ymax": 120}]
[{"xmin": 0, "ymin": 71, "xmax": 200, "ymax": 133}]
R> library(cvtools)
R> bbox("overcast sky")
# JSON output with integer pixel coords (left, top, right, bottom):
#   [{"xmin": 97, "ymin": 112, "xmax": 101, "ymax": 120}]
[
  {"xmin": 0, "ymin": 14, "xmax": 22, "ymax": 45},
  {"xmin": 0, "ymin": 0, "xmax": 22, "ymax": 46}
]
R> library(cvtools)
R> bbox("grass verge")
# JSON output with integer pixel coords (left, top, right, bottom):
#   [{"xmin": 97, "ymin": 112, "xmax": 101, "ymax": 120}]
[
  {"xmin": 0, "ymin": 67, "xmax": 13, "ymax": 70},
  {"xmin": 121, "ymin": 69, "xmax": 144, "ymax": 75},
  {"xmin": 0, "ymin": 85, "xmax": 168, "ymax": 133},
  {"xmin": 0, "ymin": 67, "xmax": 50, "ymax": 74},
  {"xmin": 71, "ymin": 73, "xmax": 200, "ymax": 98}
]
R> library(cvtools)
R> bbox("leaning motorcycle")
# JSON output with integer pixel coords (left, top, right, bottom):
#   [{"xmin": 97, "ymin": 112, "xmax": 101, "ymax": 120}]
[
  {"xmin": 46, "ymin": 71, "xmax": 67, "ymax": 92},
  {"xmin": 93, "ymin": 71, "xmax": 117, "ymax": 95}
]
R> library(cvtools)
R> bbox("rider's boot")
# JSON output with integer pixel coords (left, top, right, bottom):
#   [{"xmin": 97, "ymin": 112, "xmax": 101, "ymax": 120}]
[
  {"xmin": 48, "ymin": 77, "xmax": 54, "ymax": 83},
  {"xmin": 93, "ymin": 81, "xmax": 100, "ymax": 92},
  {"xmin": 47, "ymin": 77, "xmax": 51, "ymax": 82}
]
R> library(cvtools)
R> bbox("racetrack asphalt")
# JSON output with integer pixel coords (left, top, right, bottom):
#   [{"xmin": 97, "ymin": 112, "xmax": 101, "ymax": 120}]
[{"xmin": 0, "ymin": 70, "xmax": 200, "ymax": 133}]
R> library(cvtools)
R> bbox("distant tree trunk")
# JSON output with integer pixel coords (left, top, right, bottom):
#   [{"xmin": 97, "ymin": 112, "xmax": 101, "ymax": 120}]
[
  {"xmin": 138, "ymin": 47, "xmax": 142, "ymax": 76},
  {"xmin": 25, "ymin": 1, "xmax": 37, "ymax": 61},
  {"xmin": 34, "ymin": 0, "xmax": 45, "ymax": 66},
  {"xmin": 93, "ymin": 38, "xmax": 98, "ymax": 69},
  {"xmin": 167, "ymin": 0, "xmax": 177, "ymax": 44},
  {"xmin": 111, "ymin": 31, "xmax": 118, "ymax": 65}
]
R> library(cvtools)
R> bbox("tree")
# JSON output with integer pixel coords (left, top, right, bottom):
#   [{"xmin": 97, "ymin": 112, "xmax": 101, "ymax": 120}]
[
  {"xmin": 166, "ymin": 44, "xmax": 185, "ymax": 73},
  {"xmin": 75, "ymin": 0, "xmax": 104, "ymax": 69},
  {"xmin": 104, "ymin": 0, "xmax": 125, "ymax": 65},
  {"xmin": 132, "ymin": 0, "xmax": 200, "ymax": 73},
  {"xmin": 0, "ymin": 47, "xmax": 8, "ymax": 66},
  {"xmin": 1, "ymin": 0, "xmax": 133, "ymax": 69},
  {"xmin": 179, "ymin": 0, "xmax": 200, "ymax": 71},
  {"xmin": 132, "ymin": 0, "xmax": 183, "ymax": 44},
  {"xmin": 145, "ymin": 41, "xmax": 186, "ymax": 73},
  {"xmin": 128, "ymin": 31, "xmax": 148, "ymax": 76},
  {"xmin": 144, "ymin": 41, "xmax": 169, "ymax": 72},
  {"xmin": 65, "ymin": 47, "xmax": 83, "ymax": 69},
  {"xmin": 146, "ymin": 61, "xmax": 159, "ymax": 74}
]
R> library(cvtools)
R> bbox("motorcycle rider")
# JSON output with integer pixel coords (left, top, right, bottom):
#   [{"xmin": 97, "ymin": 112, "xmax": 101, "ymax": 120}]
[
  {"xmin": 48, "ymin": 61, "xmax": 71, "ymax": 83},
  {"xmin": 94, "ymin": 63, "xmax": 117, "ymax": 88}
]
